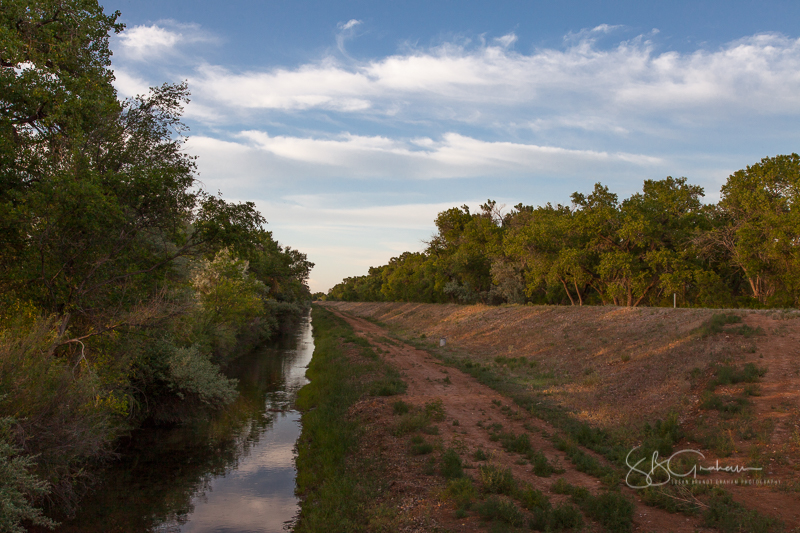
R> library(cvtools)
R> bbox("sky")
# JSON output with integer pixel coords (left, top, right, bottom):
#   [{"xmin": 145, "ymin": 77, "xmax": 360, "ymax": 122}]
[{"xmin": 102, "ymin": 0, "xmax": 800, "ymax": 292}]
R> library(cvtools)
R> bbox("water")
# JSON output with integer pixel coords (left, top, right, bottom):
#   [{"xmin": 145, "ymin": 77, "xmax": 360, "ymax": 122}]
[{"xmin": 53, "ymin": 314, "xmax": 314, "ymax": 533}]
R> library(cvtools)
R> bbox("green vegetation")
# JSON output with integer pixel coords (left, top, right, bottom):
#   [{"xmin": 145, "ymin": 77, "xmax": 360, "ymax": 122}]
[
  {"xmin": 294, "ymin": 306, "xmax": 404, "ymax": 531},
  {"xmin": 0, "ymin": 1, "xmax": 313, "ymax": 526},
  {"xmin": 552, "ymin": 479, "xmax": 635, "ymax": 533},
  {"xmin": 329, "ymin": 155, "xmax": 800, "ymax": 309},
  {"xmin": 703, "ymin": 488, "xmax": 785, "ymax": 532}
]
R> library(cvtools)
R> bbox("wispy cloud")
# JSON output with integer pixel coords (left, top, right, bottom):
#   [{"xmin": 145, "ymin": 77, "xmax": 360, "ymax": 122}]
[
  {"xmin": 336, "ymin": 19, "xmax": 363, "ymax": 57},
  {"xmin": 116, "ymin": 21, "xmax": 217, "ymax": 61},
  {"xmin": 176, "ymin": 31, "xmax": 800, "ymax": 131},
  {"xmin": 186, "ymin": 131, "xmax": 662, "ymax": 185}
]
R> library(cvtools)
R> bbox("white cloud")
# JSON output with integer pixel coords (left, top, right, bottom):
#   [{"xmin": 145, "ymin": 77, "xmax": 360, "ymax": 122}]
[
  {"xmin": 186, "ymin": 131, "xmax": 661, "ymax": 185},
  {"xmin": 338, "ymin": 19, "xmax": 362, "ymax": 31},
  {"xmin": 183, "ymin": 31, "xmax": 800, "ymax": 124},
  {"xmin": 494, "ymin": 33, "xmax": 518, "ymax": 48},
  {"xmin": 111, "ymin": 69, "xmax": 150, "ymax": 98},
  {"xmin": 116, "ymin": 21, "xmax": 216, "ymax": 61}
]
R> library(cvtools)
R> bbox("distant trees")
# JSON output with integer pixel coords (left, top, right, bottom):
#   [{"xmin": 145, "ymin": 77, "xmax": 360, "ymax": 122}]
[{"xmin": 329, "ymin": 157, "xmax": 800, "ymax": 309}]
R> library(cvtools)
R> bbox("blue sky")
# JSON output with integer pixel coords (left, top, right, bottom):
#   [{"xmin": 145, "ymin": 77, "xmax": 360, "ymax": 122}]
[{"xmin": 103, "ymin": 0, "xmax": 800, "ymax": 292}]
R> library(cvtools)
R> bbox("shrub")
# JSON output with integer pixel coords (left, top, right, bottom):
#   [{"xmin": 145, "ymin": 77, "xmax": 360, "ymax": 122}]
[
  {"xmin": 445, "ymin": 477, "xmax": 477, "ymax": 508},
  {"xmin": 479, "ymin": 465, "xmax": 517, "ymax": 495},
  {"xmin": 392, "ymin": 400, "xmax": 411, "ymax": 415},
  {"xmin": 441, "ymin": 448, "xmax": 464, "ymax": 479},
  {"xmin": 475, "ymin": 496, "xmax": 525, "ymax": 527},
  {"xmin": 0, "ymin": 417, "xmax": 58, "ymax": 533}
]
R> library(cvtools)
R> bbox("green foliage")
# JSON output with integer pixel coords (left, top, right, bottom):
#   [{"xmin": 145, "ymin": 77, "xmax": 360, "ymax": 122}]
[
  {"xmin": 498, "ymin": 431, "xmax": 532, "ymax": 454},
  {"xmin": 475, "ymin": 496, "xmax": 526, "ymax": 527},
  {"xmin": 329, "ymin": 154, "xmax": 800, "ymax": 309},
  {"xmin": 410, "ymin": 441, "xmax": 434, "ymax": 455},
  {"xmin": 0, "ymin": 417, "xmax": 57, "ymax": 532},
  {"xmin": 552, "ymin": 479, "xmax": 634, "ymax": 533},
  {"xmin": 708, "ymin": 362, "xmax": 767, "ymax": 388},
  {"xmin": 0, "ymin": 0, "xmax": 314, "ymax": 521},
  {"xmin": 479, "ymin": 464, "xmax": 517, "ymax": 495},
  {"xmin": 369, "ymin": 372, "xmax": 407, "ymax": 396},
  {"xmin": 703, "ymin": 488, "xmax": 785, "ymax": 532},
  {"xmin": 392, "ymin": 400, "xmax": 411, "ymax": 415},
  {"xmin": 473, "ymin": 448, "xmax": 488, "ymax": 461},
  {"xmin": 445, "ymin": 477, "xmax": 477, "ymax": 508},
  {"xmin": 440, "ymin": 448, "xmax": 464, "ymax": 479}
]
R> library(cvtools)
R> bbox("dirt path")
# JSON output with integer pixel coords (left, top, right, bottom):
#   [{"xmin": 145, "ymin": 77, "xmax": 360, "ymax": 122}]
[{"xmin": 329, "ymin": 306, "xmax": 712, "ymax": 532}]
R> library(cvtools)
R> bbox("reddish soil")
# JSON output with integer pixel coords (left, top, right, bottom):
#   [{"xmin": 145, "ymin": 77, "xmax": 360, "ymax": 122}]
[{"xmin": 325, "ymin": 302, "xmax": 800, "ymax": 531}]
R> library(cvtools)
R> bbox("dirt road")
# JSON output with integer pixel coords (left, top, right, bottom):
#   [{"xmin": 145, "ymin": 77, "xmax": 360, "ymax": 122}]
[{"xmin": 328, "ymin": 305, "xmax": 714, "ymax": 532}]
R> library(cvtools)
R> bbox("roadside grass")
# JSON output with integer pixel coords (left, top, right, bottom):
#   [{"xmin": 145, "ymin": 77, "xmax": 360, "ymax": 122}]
[{"xmin": 293, "ymin": 305, "xmax": 407, "ymax": 532}]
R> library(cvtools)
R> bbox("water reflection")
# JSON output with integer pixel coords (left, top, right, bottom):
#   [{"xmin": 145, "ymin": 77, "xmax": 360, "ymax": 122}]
[{"xmin": 54, "ymin": 313, "xmax": 314, "ymax": 533}]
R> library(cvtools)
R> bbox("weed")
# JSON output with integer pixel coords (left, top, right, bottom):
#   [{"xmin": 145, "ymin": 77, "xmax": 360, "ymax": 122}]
[
  {"xmin": 475, "ymin": 496, "xmax": 526, "ymax": 527},
  {"xmin": 743, "ymin": 384, "xmax": 762, "ymax": 396},
  {"xmin": 393, "ymin": 411, "xmax": 430, "ymax": 436},
  {"xmin": 498, "ymin": 431, "xmax": 532, "ymax": 454},
  {"xmin": 701, "ymin": 392, "xmax": 749, "ymax": 415},
  {"xmin": 708, "ymin": 362, "xmax": 767, "ymax": 389},
  {"xmin": 640, "ymin": 485, "xmax": 701, "ymax": 515},
  {"xmin": 545, "ymin": 503, "xmax": 584, "ymax": 531},
  {"xmin": 479, "ymin": 464, "xmax": 517, "ymax": 495},
  {"xmin": 410, "ymin": 438, "xmax": 434, "ymax": 455},
  {"xmin": 695, "ymin": 313, "xmax": 742, "ymax": 337},
  {"xmin": 473, "ymin": 448, "xmax": 488, "ymax": 461},
  {"xmin": 445, "ymin": 477, "xmax": 476, "ymax": 508},
  {"xmin": 370, "ymin": 376, "xmax": 408, "ymax": 396},
  {"xmin": 424, "ymin": 398, "xmax": 446, "ymax": 421},
  {"xmin": 392, "ymin": 400, "xmax": 411, "ymax": 415},
  {"xmin": 441, "ymin": 448, "xmax": 464, "ymax": 479},
  {"xmin": 452, "ymin": 419, "xmax": 460, "ymax": 426},
  {"xmin": 421, "ymin": 425, "xmax": 440, "ymax": 435},
  {"xmin": 552, "ymin": 479, "xmax": 634, "ymax": 533},
  {"xmin": 703, "ymin": 488, "xmax": 785, "ymax": 532},
  {"xmin": 529, "ymin": 449, "xmax": 562, "ymax": 477}
]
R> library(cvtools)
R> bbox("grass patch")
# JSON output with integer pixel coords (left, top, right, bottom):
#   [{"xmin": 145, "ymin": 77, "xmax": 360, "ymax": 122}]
[
  {"xmin": 392, "ymin": 400, "xmax": 411, "ymax": 415},
  {"xmin": 294, "ymin": 306, "xmax": 400, "ymax": 532},
  {"xmin": 703, "ymin": 488, "xmax": 785, "ymax": 532},
  {"xmin": 708, "ymin": 362, "xmax": 767, "ymax": 389},
  {"xmin": 475, "ymin": 496, "xmax": 526, "ymax": 527},
  {"xmin": 694, "ymin": 313, "xmax": 765, "ymax": 339},
  {"xmin": 552, "ymin": 434, "xmax": 620, "ymax": 485},
  {"xmin": 701, "ymin": 392, "xmax": 749, "ymax": 414},
  {"xmin": 552, "ymin": 479, "xmax": 634, "ymax": 533}
]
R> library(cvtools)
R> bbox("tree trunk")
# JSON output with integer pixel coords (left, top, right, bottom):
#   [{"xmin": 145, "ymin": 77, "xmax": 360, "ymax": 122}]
[{"xmin": 560, "ymin": 278, "xmax": 575, "ymax": 305}]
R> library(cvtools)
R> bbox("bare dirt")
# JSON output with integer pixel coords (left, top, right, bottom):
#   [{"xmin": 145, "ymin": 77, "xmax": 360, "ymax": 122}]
[{"xmin": 325, "ymin": 302, "xmax": 800, "ymax": 531}]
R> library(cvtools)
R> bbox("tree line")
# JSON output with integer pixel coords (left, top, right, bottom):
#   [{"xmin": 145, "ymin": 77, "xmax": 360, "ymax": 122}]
[
  {"xmin": 0, "ymin": 1, "xmax": 312, "ymax": 529},
  {"xmin": 327, "ymin": 155, "xmax": 800, "ymax": 309}
]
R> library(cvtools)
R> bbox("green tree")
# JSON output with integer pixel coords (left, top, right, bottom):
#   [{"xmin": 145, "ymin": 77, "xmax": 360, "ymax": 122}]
[{"xmin": 714, "ymin": 154, "xmax": 800, "ymax": 305}]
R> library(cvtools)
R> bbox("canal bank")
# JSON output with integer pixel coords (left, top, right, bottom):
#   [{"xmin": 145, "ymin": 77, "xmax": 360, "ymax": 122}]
[{"xmin": 49, "ymin": 313, "xmax": 315, "ymax": 533}]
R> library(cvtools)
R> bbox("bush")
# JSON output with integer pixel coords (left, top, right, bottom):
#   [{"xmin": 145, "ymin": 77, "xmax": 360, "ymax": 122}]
[
  {"xmin": 0, "ymin": 417, "xmax": 57, "ymax": 533},
  {"xmin": 445, "ymin": 477, "xmax": 477, "ymax": 508},
  {"xmin": 479, "ymin": 465, "xmax": 517, "ymax": 495},
  {"xmin": 0, "ymin": 318, "xmax": 120, "ymax": 512},
  {"xmin": 475, "ymin": 496, "xmax": 525, "ymax": 527},
  {"xmin": 441, "ymin": 448, "xmax": 464, "ymax": 479},
  {"xmin": 392, "ymin": 400, "xmax": 411, "ymax": 415}
]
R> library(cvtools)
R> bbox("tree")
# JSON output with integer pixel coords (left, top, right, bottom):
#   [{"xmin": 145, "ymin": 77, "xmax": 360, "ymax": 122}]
[{"xmin": 714, "ymin": 154, "xmax": 800, "ymax": 305}]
